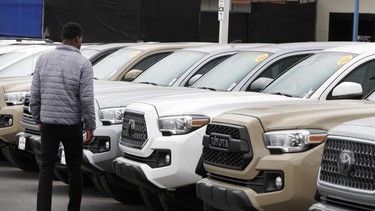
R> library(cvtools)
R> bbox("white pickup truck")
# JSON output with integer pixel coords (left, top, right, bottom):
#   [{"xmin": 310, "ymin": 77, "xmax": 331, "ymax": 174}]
[
  {"xmin": 309, "ymin": 110, "xmax": 375, "ymax": 211},
  {"xmin": 112, "ymin": 42, "xmax": 366, "ymax": 210}
]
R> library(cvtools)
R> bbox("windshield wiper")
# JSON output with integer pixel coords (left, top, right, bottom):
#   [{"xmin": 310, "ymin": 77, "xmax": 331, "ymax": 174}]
[
  {"xmin": 270, "ymin": 92, "xmax": 293, "ymax": 97},
  {"xmin": 197, "ymin": 87, "xmax": 216, "ymax": 91},
  {"xmin": 139, "ymin": 81, "xmax": 158, "ymax": 86}
]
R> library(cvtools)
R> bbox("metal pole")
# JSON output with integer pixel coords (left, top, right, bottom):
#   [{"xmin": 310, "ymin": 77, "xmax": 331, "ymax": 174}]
[
  {"xmin": 218, "ymin": 0, "xmax": 230, "ymax": 43},
  {"xmin": 352, "ymin": 0, "xmax": 359, "ymax": 41}
]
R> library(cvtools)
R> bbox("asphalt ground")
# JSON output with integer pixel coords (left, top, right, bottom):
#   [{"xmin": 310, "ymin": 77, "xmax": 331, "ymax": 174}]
[{"xmin": 0, "ymin": 160, "xmax": 151, "ymax": 211}]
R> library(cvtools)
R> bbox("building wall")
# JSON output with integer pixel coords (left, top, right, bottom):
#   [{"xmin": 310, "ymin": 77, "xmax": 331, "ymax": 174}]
[
  {"xmin": 201, "ymin": 0, "xmax": 375, "ymax": 41},
  {"xmin": 317, "ymin": 0, "xmax": 375, "ymax": 41}
]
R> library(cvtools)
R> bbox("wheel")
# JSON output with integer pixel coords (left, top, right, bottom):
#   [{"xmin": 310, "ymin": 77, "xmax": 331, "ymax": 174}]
[
  {"xmin": 139, "ymin": 187, "xmax": 165, "ymax": 211},
  {"xmin": 98, "ymin": 174, "xmax": 144, "ymax": 205},
  {"xmin": 1, "ymin": 147, "xmax": 39, "ymax": 172},
  {"xmin": 0, "ymin": 149, "xmax": 7, "ymax": 161},
  {"xmin": 53, "ymin": 168, "xmax": 93, "ymax": 187},
  {"xmin": 90, "ymin": 174, "xmax": 107, "ymax": 194},
  {"xmin": 159, "ymin": 189, "xmax": 204, "ymax": 211},
  {"xmin": 203, "ymin": 202, "xmax": 222, "ymax": 211}
]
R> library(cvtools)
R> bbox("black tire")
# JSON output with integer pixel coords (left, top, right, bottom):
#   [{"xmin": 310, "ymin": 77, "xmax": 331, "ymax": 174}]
[
  {"xmin": 139, "ymin": 187, "xmax": 165, "ymax": 211},
  {"xmin": 90, "ymin": 174, "xmax": 107, "ymax": 194},
  {"xmin": 159, "ymin": 189, "xmax": 204, "ymax": 211},
  {"xmin": 0, "ymin": 149, "xmax": 7, "ymax": 161},
  {"xmin": 53, "ymin": 168, "xmax": 94, "ymax": 187},
  {"xmin": 99, "ymin": 174, "xmax": 144, "ymax": 205},
  {"xmin": 1, "ymin": 147, "xmax": 39, "ymax": 172},
  {"xmin": 203, "ymin": 203, "xmax": 222, "ymax": 211}
]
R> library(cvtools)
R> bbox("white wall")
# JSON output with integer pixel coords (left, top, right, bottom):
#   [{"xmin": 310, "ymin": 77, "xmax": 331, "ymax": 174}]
[
  {"xmin": 317, "ymin": 0, "xmax": 375, "ymax": 41},
  {"xmin": 201, "ymin": 0, "xmax": 375, "ymax": 41}
]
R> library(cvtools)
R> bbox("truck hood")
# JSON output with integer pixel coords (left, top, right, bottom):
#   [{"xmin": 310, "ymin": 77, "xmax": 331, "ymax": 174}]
[
  {"xmin": 94, "ymin": 86, "xmax": 211, "ymax": 109},
  {"xmin": 328, "ymin": 116, "xmax": 375, "ymax": 141},
  {"xmin": 132, "ymin": 91, "xmax": 300, "ymax": 116},
  {"xmin": 0, "ymin": 76, "xmax": 32, "ymax": 93},
  {"xmin": 224, "ymin": 100, "xmax": 375, "ymax": 131}
]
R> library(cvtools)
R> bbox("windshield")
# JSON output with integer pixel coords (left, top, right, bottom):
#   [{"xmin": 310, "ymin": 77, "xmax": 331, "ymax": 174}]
[
  {"xmin": 262, "ymin": 52, "xmax": 358, "ymax": 98},
  {"xmin": 81, "ymin": 49, "xmax": 99, "ymax": 59},
  {"xmin": 133, "ymin": 50, "xmax": 206, "ymax": 86},
  {"xmin": 191, "ymin": 51, "xmax": 272, "ymax": 91},
  {"xmin": 0, "ymin": 52, "xmax": 25, "ymax": 68},
  {"xmin": 0, "ymin": 51, "xmax": 49, "ymax": 77},
  {"xmin": 93, "ymin": 48, "xmax": 143, "ymax": 80}
]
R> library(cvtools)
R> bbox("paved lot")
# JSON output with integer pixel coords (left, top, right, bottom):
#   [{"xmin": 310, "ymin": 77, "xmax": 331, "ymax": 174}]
[{"xmin": 0, "ymin": 160, "xmax": 151, "ymax": 211}]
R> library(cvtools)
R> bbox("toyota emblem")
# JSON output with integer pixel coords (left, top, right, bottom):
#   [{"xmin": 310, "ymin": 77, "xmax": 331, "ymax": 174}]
[
  {"xmin": 127, "ymin": 119, "xmax": 136, "ymax": 137},
  {"xmin": 337, "ymin": 150, "xmax": 355, "ymax": 176}
]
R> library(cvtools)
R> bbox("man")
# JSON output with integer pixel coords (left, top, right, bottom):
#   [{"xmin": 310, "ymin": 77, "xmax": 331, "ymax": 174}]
[{"xmin": 30, "ymin": 22, "xmax": 96, "ymax": 211}]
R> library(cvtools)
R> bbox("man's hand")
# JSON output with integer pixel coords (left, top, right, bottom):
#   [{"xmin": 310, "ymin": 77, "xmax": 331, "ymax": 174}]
[{"xmin": 84, "ymin": 129, "xmax": 94, "ymax": 145}]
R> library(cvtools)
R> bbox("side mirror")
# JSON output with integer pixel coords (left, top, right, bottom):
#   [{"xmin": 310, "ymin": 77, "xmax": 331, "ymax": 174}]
[
  {"xmin": 331, "ymin": 81, "xmax": 363, "ymax": 99},
  {"xmin": 124, "ymin": 69, "xmax": 143, "ymax": 81},
  {"xmin": 249, "ymin": 77, "xmax": 273, "ymax": 92},
  {"xmin": 188, "ymin": 74, "xmax": 203, "ymax": 86}
]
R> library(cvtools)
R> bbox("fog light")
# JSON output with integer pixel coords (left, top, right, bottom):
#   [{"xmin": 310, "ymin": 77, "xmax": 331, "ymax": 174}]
[
  {"xmin": 105, "ymin": 141, "xmax": 110, "ymax": 150},
  {"xmin": 7, "ymin": 117, "xmax": 13, "ymax": 126},
  {"xmin": 1, "ymin": 115, "xmax": 13, "ymax": 127},
  {"xmin": 275, "ymin": 176, "xmax": 283, "ymax": 188},
  {"xmin": 156, "ymin": 150, "xmax": 171, "ymax": 167},
  {"xmin": 165, "ymin": 154, "xmax": 171, "ymax": 165},
  {"xmin": 264, "ymin": 171, "xmax": 284, "ymax": 192}
]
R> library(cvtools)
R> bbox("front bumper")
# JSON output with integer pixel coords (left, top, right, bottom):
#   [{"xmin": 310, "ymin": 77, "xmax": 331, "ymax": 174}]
[
  {"xmin": 82, "ymin": 124, "xmax": 122, "ymax": 173},
  {"xmin": 115, "ymin": 130, "xmax": 204, "ymax": 189},
  {"xmin": 0, "ymin": 105, "xmax": 23, "ymax": 144},
  {"xmin": 197, "ymin": 144, "xmax": 324, "ymax": 211},
  {"xmin": 16, "ymin": 131, "xmax": 41, "ymax": 155},
  {"xmin": 308, "ymin": 202, "xmax": 352, "ymax": 211}
]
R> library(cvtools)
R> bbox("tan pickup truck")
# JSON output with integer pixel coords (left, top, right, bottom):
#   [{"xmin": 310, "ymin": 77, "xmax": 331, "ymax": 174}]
[{"xmin": 196, "ymin": 98, "xmax": 375, "ymax": 211}]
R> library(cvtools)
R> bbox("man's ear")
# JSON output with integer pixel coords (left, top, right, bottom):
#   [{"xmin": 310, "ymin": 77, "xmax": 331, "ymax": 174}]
[{"xmin": 74, "ymin": 36, "xmax": 79, "ymax": 43}]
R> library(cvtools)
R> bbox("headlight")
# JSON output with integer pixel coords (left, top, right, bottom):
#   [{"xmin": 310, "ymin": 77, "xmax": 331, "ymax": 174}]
[
  {"xmin": 158, "ymin": 115, "xmax": 210, "ymax": 135},
  {"xmin": 98, "ymin": 108, "xmax": 125, "ymax": 125},
  {"xmin": 263, "ymin": 129, "xmax": 327, "ymax": 152},
  {"xmin": 4, "ymin": 91, "xmax": 28, "ymax": 105}
]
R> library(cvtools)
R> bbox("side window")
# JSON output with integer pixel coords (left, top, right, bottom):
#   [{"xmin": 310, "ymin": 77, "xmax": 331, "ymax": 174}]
[
  {"xmin": 328, "ymin": 60, "xmax": 375, "ymax": 99},
  {"xmin": 132, "ymin": 52, "xmax": 171, "ymax": 71},
  {"xmin": 246, "ymin": 54, "xmax": 310, "ymax": 91},
  {"xmin": 184, "ymin": 55, "xmax": 231, "ymax": 87}
]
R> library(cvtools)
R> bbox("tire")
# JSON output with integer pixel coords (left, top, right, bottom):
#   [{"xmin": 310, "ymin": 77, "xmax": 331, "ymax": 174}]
[
  {"xmin": 139, "ymin": 187, "xmax": 165, "ymax": 211},
  {"xmin": 53, "ymin": 168, "xmax": 94, "ymax": 187},
  {"xmin": 98, "ymin": 174, "xmax": 144, "ymax": 205},
  {"xmin": 1, "ymin": 147, "xmax": 39, "ymax": 172},
  {"xmin": 203, "ymin": 203, "xmax": 222, "ymax": 211},
  {"xmin": 90, "ymin": 174, "xmax": 107, "ymax": 194},
  {"xmin": 0, "ymin": 149, "xmax": 7, "ymax": 161},
  {"xmin": 159, "ymin": 189, "xmax": 204, "ymax": 211}
]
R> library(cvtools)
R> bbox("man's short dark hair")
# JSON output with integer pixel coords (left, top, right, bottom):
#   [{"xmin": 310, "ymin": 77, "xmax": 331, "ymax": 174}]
[{"xmin": 62, "ymin": 22, "xmax": 83, "ymax": 40}]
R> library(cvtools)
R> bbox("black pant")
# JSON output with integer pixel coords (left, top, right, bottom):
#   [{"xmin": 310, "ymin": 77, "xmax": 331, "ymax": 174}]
[{"xmin": 37, "ymin": 124, "xmax": 83, "ymax": 211}]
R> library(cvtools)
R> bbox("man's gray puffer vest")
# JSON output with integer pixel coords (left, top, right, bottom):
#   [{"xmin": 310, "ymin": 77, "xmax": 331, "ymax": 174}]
[{"xmin": 30, "ymin": 45, "xmax": 96, "ymax": 130}]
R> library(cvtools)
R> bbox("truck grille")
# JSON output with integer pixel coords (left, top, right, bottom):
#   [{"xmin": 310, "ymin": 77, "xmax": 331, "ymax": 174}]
[
  {"xmin": 120, "ymin": 111, "xmax": 147, "ymax": 149},
  {"xmin": 202, "ymin": 123, "xmax": 252, "ymax": 170},
  {"xmin": 22, "ymin": 94, "xmax": 34, "ymax": 123},
  {"xmin": 319, "ymin": 137, "xmax": 375, "ymax": 191}
]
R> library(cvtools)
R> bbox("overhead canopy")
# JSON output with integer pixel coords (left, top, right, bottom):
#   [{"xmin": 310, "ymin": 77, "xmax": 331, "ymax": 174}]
[{"xmin": 0, "ymin": 0, "xmax": 43, "ymax": 38}]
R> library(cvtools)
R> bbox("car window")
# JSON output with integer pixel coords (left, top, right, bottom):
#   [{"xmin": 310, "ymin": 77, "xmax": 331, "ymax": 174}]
[
  {"xmin": 246, "ymin": 54, "xmax": 311, "ymax": 91},
  {"xmin": 132, "ymin": 52, "xmax": 171, "ymax": 72},
  {"xmin": 93, "ymin": 48, "xmax": 145, "ymax": 80},
  {"xmin": 262, "ymin": 52, "xmax": 357, "ymax": 98},
  {"xmin": 191, "ymin": 51, "xmax": 272, "ymax": 91},
  {"xmin": 0, "ymin": 51, "xmax": 47, "ymax": 77},
  {"xmin": 133, "ymin": 51, "xmax": 205, "ymax": 85},
  {"xmin": 183, "ymin": 55, "xmax": 231, "ymax": 87},
  {"xmin": 328, "ymin": 60, "xmax": 375, "ymax": 99}
]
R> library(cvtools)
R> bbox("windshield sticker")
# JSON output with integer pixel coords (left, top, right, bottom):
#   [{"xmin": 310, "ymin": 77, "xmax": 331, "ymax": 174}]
[
  {"xmin": 131, "ymin": 50, "xmax": 141, "ymax": 58},
  {"xmin": 255, "ymin": 53, "xmax": 269, "ymax": 62},
  {"xmin": 337, "ymin": 55, "xmax": 353, "ymax": 65}
]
